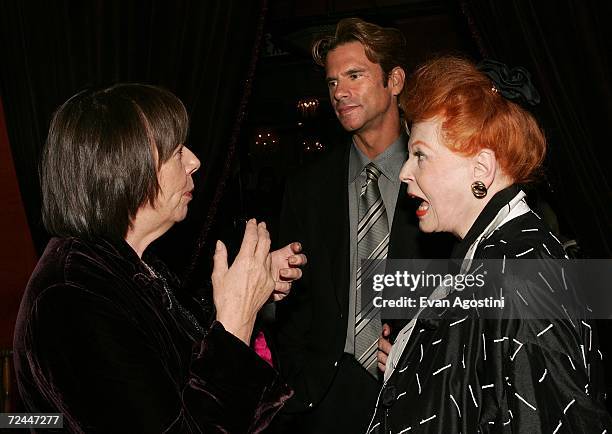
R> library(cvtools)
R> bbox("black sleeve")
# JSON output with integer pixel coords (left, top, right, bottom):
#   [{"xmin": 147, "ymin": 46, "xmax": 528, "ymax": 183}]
[
  {"xmin": 480, "ymin": 251, "xmax": 612, "ymax": 432},
  {"xmin": 30, "ymin": 286, "xmax": 291, "ymax": 433},
  {"xmin": 273, "ymin": 178, "xmax": 314, "ymax": 411}
]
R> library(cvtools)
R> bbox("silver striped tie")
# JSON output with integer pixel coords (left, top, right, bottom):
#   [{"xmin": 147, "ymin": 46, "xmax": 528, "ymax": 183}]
[{"xmin": 355, "ymin": 163, "xmax": 389, "ymax": 377}]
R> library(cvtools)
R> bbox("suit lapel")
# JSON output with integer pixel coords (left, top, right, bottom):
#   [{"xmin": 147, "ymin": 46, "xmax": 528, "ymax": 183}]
[{"xmin": 315, "ymin": 145, "xmax": 351, "ymax": 311}]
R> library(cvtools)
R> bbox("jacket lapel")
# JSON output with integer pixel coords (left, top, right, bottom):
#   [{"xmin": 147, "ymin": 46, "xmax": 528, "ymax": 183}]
[{"xmin": 315, "ymin": 145, "xmax": 351, "ymax": 311}]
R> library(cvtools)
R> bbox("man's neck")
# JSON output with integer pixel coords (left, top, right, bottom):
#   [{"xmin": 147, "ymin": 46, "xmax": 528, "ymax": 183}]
[
  {"xmin": 353, "ymin": 127, "xmax": 401, "ymax": 160},
  {"xmin": 352, "ymin": 111, "xmax": 402, "ymax": 159}
]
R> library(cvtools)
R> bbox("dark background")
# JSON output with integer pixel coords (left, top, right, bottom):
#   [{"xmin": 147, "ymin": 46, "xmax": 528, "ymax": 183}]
[{"xmin": 1, "ymin": 0, "xmax": 611, "ymax": 412}]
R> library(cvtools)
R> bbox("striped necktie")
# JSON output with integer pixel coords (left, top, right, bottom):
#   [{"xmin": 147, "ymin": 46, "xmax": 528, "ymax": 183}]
[{"xmin": 355, "ymin": 162, "xmax": 389, "ymax": 376}]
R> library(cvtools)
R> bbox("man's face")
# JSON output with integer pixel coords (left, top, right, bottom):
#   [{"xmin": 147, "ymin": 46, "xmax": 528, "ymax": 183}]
[{"xmin": 325, "ymin": 41, "xmax": 396, "ymax": 134}]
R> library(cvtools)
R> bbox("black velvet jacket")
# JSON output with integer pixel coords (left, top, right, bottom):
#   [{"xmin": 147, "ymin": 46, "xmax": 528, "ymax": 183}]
[{"xmin": 13, "ymin": 237, "xmax": 291, "ymax": 433}]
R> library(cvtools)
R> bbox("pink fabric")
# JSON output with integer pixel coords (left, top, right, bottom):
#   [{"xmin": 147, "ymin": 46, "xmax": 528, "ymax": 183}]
[{"xmin": 253, "ymin": 330, "xmax": 273, "ymax": 367}]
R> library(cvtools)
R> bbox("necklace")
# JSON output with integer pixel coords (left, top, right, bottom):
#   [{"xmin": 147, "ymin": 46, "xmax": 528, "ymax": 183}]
[
  {"xmin": 141, "ymin": 260, "xmax": 205, "ymax": 336},
  {"xmin": 141, "ymin": 260, "xmax": 173, "ymax": 309}
]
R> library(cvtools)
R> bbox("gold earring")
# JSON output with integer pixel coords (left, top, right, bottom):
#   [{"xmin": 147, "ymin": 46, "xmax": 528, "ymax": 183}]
[{"xmin": 471, "ymin": 181, "xmax": 487, "ymax": 198}]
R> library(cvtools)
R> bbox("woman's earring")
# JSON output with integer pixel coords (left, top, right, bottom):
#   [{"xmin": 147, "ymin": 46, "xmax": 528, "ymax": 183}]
[{"xmin": 471, "ymin": 181, "xmax": 487, "ymax": 198}]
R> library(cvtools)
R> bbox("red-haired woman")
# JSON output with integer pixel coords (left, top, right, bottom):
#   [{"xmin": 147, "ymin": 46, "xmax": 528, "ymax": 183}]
[{"xmin": 370, "ymin": 57, "xmax": 611, "ymax": 433}]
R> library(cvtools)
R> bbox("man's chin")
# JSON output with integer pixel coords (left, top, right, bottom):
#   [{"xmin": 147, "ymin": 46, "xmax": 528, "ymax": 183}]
[{"xmin": 338, "ymin": 120, "xmax": 362, "ymax": 132}]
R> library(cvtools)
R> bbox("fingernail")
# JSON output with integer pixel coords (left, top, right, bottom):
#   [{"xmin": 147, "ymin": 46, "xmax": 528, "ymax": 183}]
[{"xmin": 215, "ymin": 240, "xmax": 221, "ymax": 250}]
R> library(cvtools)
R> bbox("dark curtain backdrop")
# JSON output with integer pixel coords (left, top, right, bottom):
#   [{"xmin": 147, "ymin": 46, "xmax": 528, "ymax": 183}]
[
  {"xmin": 0, "ymin": 95, "xmax": 38, "ymax": 349},
  {"xmin": 461, "ymin": 0, "xmax": 612, "ymax": 258},
  {"xmin": 0, "ymin": 0, "xmax": 267, "ymax": 279}
]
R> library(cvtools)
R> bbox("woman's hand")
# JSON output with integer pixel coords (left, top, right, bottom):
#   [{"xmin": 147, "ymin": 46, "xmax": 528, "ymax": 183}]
[
  {"xmin": 270, "ymin": 242, "xmax": 307, "ymax": 301},
  {"xmin": 212, "ymin": 219, "xmax": 275, "ymax": 344}
]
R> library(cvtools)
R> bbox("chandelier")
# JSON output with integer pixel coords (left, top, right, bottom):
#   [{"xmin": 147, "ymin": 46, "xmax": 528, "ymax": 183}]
[{"xmin": 296, "ymin": 97, "xmax": 319, "ymax": 117}]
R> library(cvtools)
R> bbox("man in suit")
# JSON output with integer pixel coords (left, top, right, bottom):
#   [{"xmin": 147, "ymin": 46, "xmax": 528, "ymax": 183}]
[{"xmin": 274, "ymin": 18, "xmax": 450, "ymax": 433}]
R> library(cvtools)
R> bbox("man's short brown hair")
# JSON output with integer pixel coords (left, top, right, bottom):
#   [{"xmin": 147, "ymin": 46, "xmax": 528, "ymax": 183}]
[{"xmin": 312, "ymin": 18, "xmax": 409, "ymax": 84}]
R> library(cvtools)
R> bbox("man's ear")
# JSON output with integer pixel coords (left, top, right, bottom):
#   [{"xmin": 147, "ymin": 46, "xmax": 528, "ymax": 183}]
[
  {"xmin": 389, "ymin": 66, "xmax": 405, "ymax": 96},
  {"xmin": 473, "ymin": 148, "xmax": 497, "ymax": 186}
]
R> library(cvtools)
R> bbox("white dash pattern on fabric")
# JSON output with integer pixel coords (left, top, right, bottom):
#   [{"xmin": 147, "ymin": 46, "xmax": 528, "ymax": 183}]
[
  {"xmin": 563, "ymin": 398, "xmax": 575, "ymax": 414},
  {"xmin": 433, "ymin": 364, "xmax": 452, "ymax": 376},
  {"xmin": 516, "ymin": 247, "xmax": 534, "ymax": 257},
  {"xmin": 567, "ymin": 354, "xmax": 576, "ymax": 370},
  {"xmin": 514, "ymin": 392, "xmax": 537, "ymax": 411},
  {"xmin": 419, "ymin": 415, "xmax": 436, "ymax": 425},
  {"xmin": 367, "ymin": 422, "xmax": 380, "ymax": 433},
  {"xmin": 449, "ymin": 316, "xmax": 468, "ymax": 327},
  {"xmin": 538, "ymin": 272, "xmax": 555, "ymax": 292},
  {"xmin": 582, "ymin": 321, "xmax": 593, "ymax": 351},
  {"xmin": 469, "ymin": 384, "xmax": 478, "ymax": 408},
  {"xmin": 537, "ymin": 323, "xmax": 553, "ymax": 337},
  {"xmin": 482, "ymin": 333, "xmax": 487, "ymax": 361},
  {"xmin": 538, "ymin": 369, "xmax": 548, "ymax": 383},
  {"xmin": 561, "ymin": 304, "xmax": 576, "ymax": 328},
  {"xmin": 510, "ymin": 339, "xmax": 524, "ymax": 361},
  {"xmin": 516, "ymin": 289, "xmax": 528, "ymax": 306},
  {"xmin": 449, "ymin": 394, "xmax": 461, "ymax": 417}
]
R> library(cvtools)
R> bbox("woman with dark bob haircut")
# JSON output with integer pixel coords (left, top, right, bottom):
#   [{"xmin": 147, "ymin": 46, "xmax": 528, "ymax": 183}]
[
  {"xmin": 13, "ymin": 83, "xmax": 306, "ymax": 433},
  {"xmin": 370, "ymin": 57, "xmax": 612, "ymax": 432}
]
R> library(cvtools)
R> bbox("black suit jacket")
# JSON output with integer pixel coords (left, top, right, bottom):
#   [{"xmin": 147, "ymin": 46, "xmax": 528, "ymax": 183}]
[{"xmin": 275, "ymin": 142, "xmax": 452, "ymax": 415}]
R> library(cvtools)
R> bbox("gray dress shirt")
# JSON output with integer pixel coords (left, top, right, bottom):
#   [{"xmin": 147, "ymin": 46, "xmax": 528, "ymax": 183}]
[{"xmin": 344, "ymin": 134, "xmax": 408, "ymax": 354}]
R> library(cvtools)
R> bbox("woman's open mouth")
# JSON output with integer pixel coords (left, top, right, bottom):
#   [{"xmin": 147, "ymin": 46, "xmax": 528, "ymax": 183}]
[
  {"xmin": 408, "ymin": 193, "xmax": 430, "ymax": 218},
  {"xmin": 416, "ymin": 200, "xmax": 429, "ymax": 218}
]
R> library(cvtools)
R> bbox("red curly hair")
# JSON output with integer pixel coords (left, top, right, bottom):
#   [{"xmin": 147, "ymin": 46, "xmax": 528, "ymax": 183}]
[{"xmin": 401, "ymin": 56, "xmax": 546, "ymax": 183}]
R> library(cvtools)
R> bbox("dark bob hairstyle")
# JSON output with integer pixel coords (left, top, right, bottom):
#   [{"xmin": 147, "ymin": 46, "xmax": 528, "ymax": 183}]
[{"xmin": 41, "ymin": 83, "xmax": 189, "ymax": 240}]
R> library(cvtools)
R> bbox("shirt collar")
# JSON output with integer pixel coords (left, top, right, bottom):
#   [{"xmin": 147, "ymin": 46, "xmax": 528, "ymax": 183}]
[
  {"xmin": 348, "ymin": 133, "xmax": 408, "ymax": 184},
  {"xmin": 451, "ymin": 184, "xmax": 522, "ymax": 259}
]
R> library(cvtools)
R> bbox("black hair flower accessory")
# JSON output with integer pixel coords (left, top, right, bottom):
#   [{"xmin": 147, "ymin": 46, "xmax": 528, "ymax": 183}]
[{"xmin": 477, "ymin": 59, "xmax": 541, "ymax": 106}]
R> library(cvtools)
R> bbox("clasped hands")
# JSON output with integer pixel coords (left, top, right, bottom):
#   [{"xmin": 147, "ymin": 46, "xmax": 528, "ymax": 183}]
[
  {"xmin": 210, "ymin": 217, "xmax": 392, "ymax": 367},
  {"xmin": 212, "ymin": 219, "xmax": 306, "ymax": 344}
]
